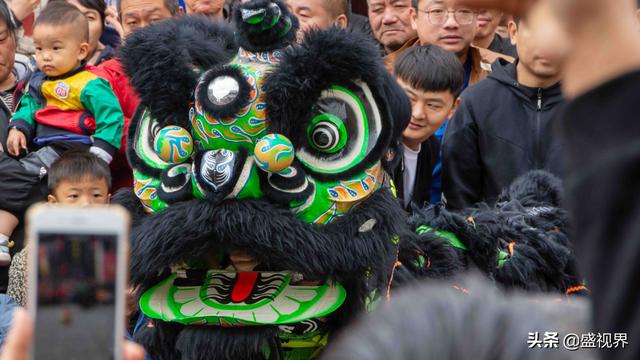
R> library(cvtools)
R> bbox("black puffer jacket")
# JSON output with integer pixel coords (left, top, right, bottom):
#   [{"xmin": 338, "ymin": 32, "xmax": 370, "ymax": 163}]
[
  {"xmin": 391, "ymin": 136, "xmax": 440, "ymax": 211},
  {"xmin": 442, "ymin": 59, "xmax": 565, "ymax": 210}
]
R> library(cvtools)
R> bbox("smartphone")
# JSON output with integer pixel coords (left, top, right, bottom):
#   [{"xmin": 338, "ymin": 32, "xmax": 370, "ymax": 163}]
[{"xmin": 26, "ymin": 205, "xmax": 129, "ymax": 360}]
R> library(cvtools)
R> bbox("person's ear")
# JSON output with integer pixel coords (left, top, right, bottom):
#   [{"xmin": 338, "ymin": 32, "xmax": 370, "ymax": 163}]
[
  {"xmin": 508, "ymin": 20, "xmax": 517, "ymax": 46},
  {"xmin": 107, "ymin": 193, "xmax": 112, "ymax": 203},
  {"xmin": 335, "ymin": 14, "xmax": 348, "ymax": 29},
  {"xmin": 47, "ymin": 194, "xmax": 58, "ymax": 203},
  {"xmin": 410, "ymin": 8, "xmax": 418, "ymax": 31},
  {"xmin": 448, "ymin": 97, "xmax": 461, "ymax": 118},
  {"xmin": 78, "ymin": 42, "xmax": 90, "ymax": 61}
]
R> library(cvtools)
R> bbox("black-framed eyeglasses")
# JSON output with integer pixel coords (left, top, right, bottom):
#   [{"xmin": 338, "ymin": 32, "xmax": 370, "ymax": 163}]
[{"xmin": 418, "ymin": 8, "xmax": 476, "ymax": 25}]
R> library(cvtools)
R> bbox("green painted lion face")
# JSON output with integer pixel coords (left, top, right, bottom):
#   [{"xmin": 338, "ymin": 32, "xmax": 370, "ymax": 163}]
[
  {"xmin": 129, "ymin": 46, "xmax": 397, "ymax": 225},
  {"xmin": 121, "ymin": 5, "xmax": 410, "ymax": 332}
]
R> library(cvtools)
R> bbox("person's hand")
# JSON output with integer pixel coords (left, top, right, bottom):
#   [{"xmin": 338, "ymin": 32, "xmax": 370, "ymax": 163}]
[
  {"xmin": 0, "ymin": 309, "xmax": 32, "ymax": 360},
  {"xmin": 105, "ymin": 6, "xmax": 125, "ymax": 41},
  {"xmin": 7, "ymin": 128, "xmax": 27, "ymax": 157},
  {"xmin": 1, "ymin": 309, "xmax": 146, "ymax": 360},
  {"xmin": 10, "ymin": 0, "xmax": 40, "ymax": 22},
  {"xmin": 123, "ymin": 342, "xmax": 146, "ymax": 360}
]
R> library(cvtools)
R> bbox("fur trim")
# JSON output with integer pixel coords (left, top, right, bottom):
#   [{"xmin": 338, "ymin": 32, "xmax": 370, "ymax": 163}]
[
  {"xmin": 196, "ymin": 65, "xmax": 252, "ymax": 120},
  {"xmin": 158, "ymin": 166, "xmax": 194, "ymax": 204},
  {"xmin": 397, "ymin": 231, "xmax": 466, "ymax": 281},
  {"xmin": 120, "ymin": 16, "xmax": 237, "ymax": 128},
  {"xmin": 264, "ymin": 27, "xmax": 410, "ymax": 182},
  {"xmin": 233, "ymin": 0, "xmax": 298, "ymax": 52},
  {"xmin": 175, "ymin": 326, "xmax": 277, "ymax": 360},
  {"xmin": 125, "ymin": 107, "xmax": 161, "ymax": 178},
  {"xmin": 112, "ymin": 187, "xmax": 147, "ymax": 228},
  {"xmin": 258, "ymin": 163, "xmax": 315, "ymax": 205},
  {"xmin": 133, "ymin": 320, "xmax": 183, "ymax": 360},
  {"xmin": 497, "ymin": 170, "xmax": 564, "ymax": 207},
  {"xmin": 129, "ymin": 188, "xmax": 403, "ymax": 289},
  {"xmin": 410, "ymin": 171, "xmax": 585, "ymax": 294}
]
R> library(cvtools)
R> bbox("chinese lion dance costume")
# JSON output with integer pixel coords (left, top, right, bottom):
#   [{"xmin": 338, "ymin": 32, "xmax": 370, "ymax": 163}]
[
  {"xmin": 115, "ymin": 1, "xmax": 585, "ymax": 358},
  {"xmin": 116, "ymin": 1, "xmax": 438, "ymax": 358}
]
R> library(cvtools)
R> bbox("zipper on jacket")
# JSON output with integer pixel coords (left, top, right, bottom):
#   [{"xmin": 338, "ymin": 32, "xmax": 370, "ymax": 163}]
[
  {"xmin": 535, "ymin": 88, "xmax": 543, "ymax": 167},
  {"xmin": 537, "ymin": 88, "xmax": 543, "ymax": 111}
]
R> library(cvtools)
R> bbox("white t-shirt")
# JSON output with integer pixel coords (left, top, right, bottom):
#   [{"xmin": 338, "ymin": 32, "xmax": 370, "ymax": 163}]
[{"xmin": 402, "ymin": 143, "xmax": 421, "ymax": 208}]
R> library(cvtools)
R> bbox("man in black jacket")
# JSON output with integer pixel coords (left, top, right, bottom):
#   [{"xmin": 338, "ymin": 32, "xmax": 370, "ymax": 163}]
[
  {"xmin": 391, "ymin": 45, "xmax": 463, "ymax": 210},
  {"xmin": 442, "ymin": 14, "xmax": 565, "ymax": 210}
]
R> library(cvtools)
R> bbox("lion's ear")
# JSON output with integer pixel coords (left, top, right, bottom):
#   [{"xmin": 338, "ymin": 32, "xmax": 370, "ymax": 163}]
[{"xmin": 120, "ymin": 16, "xmax": 237, "ymax": 128}]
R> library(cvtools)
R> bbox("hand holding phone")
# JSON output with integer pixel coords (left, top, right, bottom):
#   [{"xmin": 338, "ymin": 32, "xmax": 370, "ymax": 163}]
[
  {"xmin": 2, "ymin": 309, "xmax": 146, "ymax": 360},
  {"xmin": 26, "ymin": 205, "xmax": 129, "ymax": 360}
]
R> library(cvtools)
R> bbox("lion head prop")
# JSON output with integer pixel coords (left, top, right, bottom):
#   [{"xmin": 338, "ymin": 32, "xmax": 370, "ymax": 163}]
[{"xmin": 116, "ymin": 1, "xmax": 424, "ymax": 358}]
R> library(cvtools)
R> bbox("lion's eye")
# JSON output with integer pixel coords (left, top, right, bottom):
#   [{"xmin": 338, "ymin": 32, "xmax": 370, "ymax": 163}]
[
  {"xmin": 207, "ymin": 76, "xmax": 240, "ymax": 106},
  {"xmin": 308, "ymin": 114, "xmax": 347, "ymax": 153},
  {"xmin": 195, "ymin": 65, "xmax": 251, "ymax": 120},
  {"xmin": 296, "ymin": 81, "xmax": 382, "ymax": 176}
]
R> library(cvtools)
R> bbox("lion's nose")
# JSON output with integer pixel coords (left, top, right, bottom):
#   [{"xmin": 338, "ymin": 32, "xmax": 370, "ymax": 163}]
[{"xmin": 193, "ymin": 149, "xmax": 240, "ymax": 199}]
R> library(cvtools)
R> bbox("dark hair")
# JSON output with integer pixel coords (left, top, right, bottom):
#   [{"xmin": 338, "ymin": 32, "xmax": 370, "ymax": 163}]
[
  {"xmin": 512, "ymin": 14, "xmax": 524, "ymax": 25},
  {"xmin": 0, "ymin": 0, "xmax": 16, "ymax": 39},
  {"xmin": 327, "ymin": 0, "xmax": 350, "ymax": 20},
  {"xmin": 35, "ymin": 2, "xmax": 89, "ymax": 42},
  {"xmin": 63, "ymin": 0, "xmax": 107, "ymax": 31},
  {"xmin": 394, "ymin": 45, "xmax": 465, "ymax": 98},
  {"xmin": 367, "ymin": 0, "xmax": 416, "ymax": 10},
  {"xmin": 323, "ymin": 276, "xmax": 594, "ymax": 360},
  {"xmin": 117, "ymin": 0, "xmax": 180, "ymax": 17},
  {"xmin": 48, "ymin": 150, "xmax": 112, "ymax": 192}
]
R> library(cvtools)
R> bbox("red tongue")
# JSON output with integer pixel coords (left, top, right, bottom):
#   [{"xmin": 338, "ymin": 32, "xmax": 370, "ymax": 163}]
[{"xmin": 231, "ymin": 272, "xmax": 259, "ymax": 303}]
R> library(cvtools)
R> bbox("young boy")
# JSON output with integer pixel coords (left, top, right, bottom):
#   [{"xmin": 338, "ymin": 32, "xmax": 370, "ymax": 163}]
[
  {"xmin": 7, "ymin": 149, "xmax": 111, "ymax": 307},
  {"xmin": 0, "ymin": 2, "xmax": 123, "ymax": 265},
  {"xmin": 391, "ymin": 45, "xmax": 463, "ymax": 210}
]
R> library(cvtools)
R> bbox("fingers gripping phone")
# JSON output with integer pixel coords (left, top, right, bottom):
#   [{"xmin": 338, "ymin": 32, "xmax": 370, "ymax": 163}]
[{"xmin": 26, "ymin": 205, "xmax": 129, "ymax": 360}]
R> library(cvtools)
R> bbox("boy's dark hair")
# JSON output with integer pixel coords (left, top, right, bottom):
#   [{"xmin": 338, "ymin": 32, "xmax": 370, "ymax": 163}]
[
  {"xmin": 48, "ymin": 150, "xmax": 112, "ymax": 193},
  {"xmin": 394, "ymin": 45, "xmax": 465, "ymax": 98},
  {"xmin": 0, "ymin": 1, "xmax": 16, "ymax": 39},
  {"xmin": 35, "ymin": 1, "xmax": 89, "ymax": 42}
]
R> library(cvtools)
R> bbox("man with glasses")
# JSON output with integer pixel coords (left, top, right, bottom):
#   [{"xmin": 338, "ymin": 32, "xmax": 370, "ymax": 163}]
[{"xmin": 387, "ymin": 0, "xmax": 511, "ymax": 87}]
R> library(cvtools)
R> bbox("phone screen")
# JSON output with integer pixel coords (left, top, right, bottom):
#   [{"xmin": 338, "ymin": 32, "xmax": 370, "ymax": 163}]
[{"xmin": 34, "ymin": 233, "xmax": 118, "ymax": 360}]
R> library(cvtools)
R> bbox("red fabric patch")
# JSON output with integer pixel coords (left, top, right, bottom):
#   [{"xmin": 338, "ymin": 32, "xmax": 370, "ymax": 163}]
[
  {"xmin": 231, "ymin": 272, "xmax": 258, "ymax": 303},
  {"xmin": 35, "ymin": 106, "xmax": 95, "ymax": 135}
]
